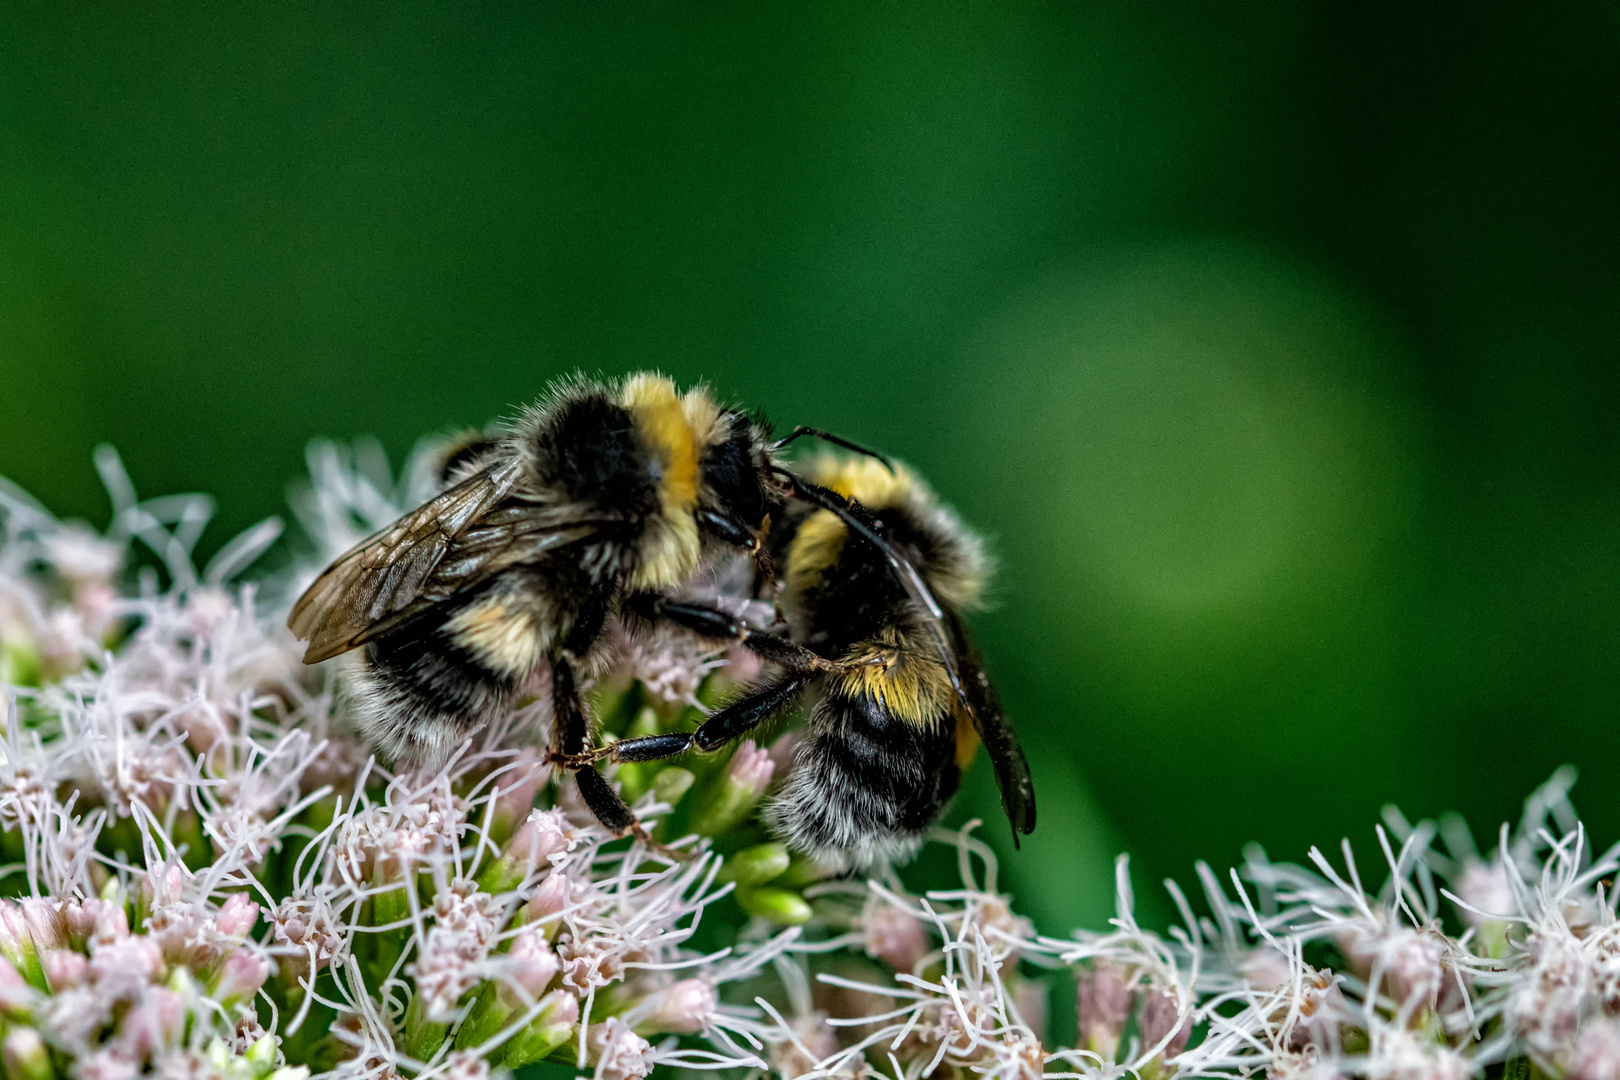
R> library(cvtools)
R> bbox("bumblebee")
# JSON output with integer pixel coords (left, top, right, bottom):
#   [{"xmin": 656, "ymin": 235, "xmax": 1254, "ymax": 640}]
[
  {"xmin": 288, "ymin": 372, "xmax": 891, "ymax": 842},
  {"xmin": 591, "ymin": 456, "xmax": 1036, "ymax": 868}
]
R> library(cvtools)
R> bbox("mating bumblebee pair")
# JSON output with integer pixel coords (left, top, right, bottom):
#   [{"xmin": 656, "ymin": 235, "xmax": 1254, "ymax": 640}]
[{"xmin": 288, "ymin": 373, "xmax": 1034, "ymax": 869}]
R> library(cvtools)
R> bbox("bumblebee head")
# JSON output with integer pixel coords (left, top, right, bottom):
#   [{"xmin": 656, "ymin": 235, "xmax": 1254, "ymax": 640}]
[
  {"xmin": 791, "ymin": 455, "xmax": 989, "ymax": 613},
  {"xmin": 696, "ymin": 407, "xmax": 778, "ymax": 533}
]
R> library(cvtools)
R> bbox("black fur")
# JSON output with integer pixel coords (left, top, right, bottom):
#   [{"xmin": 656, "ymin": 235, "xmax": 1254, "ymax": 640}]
[
  {"xmin": 768, "ymin": 691, "xmax": 960, "ymax": 862},
  {"xmin": 529, "ymin": 394, "xmax": 657, "ymax": 522},
  {"xmin": 700, "ymin": 412, "xmax": 772, "ymax": 530}
]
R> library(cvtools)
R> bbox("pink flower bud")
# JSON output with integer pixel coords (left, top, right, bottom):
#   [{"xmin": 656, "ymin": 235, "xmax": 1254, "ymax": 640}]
[
  {"xmin": 506, "ymin": 809, "xmax": 574, "ymax": 871},
  {"xmin": 537, "ymin": 988, "xmax": 578, "ymax": 1028},
  {"xmin": 726, "ymin": 741, "xmax": 774, "ymax": 796},
  {"xmin": 765, "ymin": 732, "xmax": 800, "ymax": 780},
  {"xmin": 19, "ymin": 900, "xmax": 65, "ymax": 953},
  {"xmin": 640, "ymin": 978, "xmax": 716, "ymax": 1034},
  {"xmin": 1077, "ymin": 962, "xmax": 1134, "ymax": 1061},
  {"xmin": 689, "ymin": 741, "xmax": 775, "ymax": 836},
  {"xmin": 43, "ymin": 949, "xmax": 88, "ymax": 991},
  {"xmin": 143, "ymin": 867, "xmax": 184, "ymax": 910},
  {"xmin": 524, "ymin": 872, "xmax": 570, "ymax": 929},
  {"xmin": 0, "ymin": 956, "xmax": 25, "ymax": 994},
  {"xmin": 213, "ymin": 950, "xmax": 271, "ymax": 1004},
  {"xmin": 62, "ymin": 902, "xmax": 98, "ymax": 948},
  {"xmin": 0, "ymin": 902, "xmax": 33, "ymax": 971},
  {"xmin": 93, "ymin": 902, "xmax": 130, "ymax": 944},
  {"xmin": 1137, "ymin": 986, "xmax": 1191, "ymax": 1060},
  {"xmin": 215, "ymin": 895, "xmax": 259, "ymax": 940},
  {"xmin": 862, "ymin": 901, "xmax": 928, "ymax": 974},
  {"xmin": 724, "ymin": 645, "xmax": 763, "ymax": 687},
  {"xmin": 498, "ymin": 930, "xmax": 559, "ymax": 1007}
]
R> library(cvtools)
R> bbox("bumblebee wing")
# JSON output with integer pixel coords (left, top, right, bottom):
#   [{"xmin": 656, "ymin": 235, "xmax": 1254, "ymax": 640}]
[
  {"xmin": 287, "ymin": 461, "xmax": 598, "ymax": 663},
  {"xmin": 949, "ymin": 613, "xmax": 1036, "ymax": 842}
]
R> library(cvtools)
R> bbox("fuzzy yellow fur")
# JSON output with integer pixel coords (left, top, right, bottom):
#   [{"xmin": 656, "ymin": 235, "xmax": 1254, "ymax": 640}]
[
  {"xmin": 619, "ymin": 373, "xmax": 703, "ymax": 590},
  {"xmin": 834, "ymin": 630, "xmax": 955, "ymax": 727},
  {"xmin": 444, "ymin": 596, "xmax": 548, "ymax": 676}
]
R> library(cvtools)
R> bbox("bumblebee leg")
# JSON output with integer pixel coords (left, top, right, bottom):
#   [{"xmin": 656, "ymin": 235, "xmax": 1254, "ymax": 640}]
[
  {"xmin": 550, "ymin": 591, "xmax": 688, "ymax": 858},
  {"xmin": 623, "ymin": 592, "xmax": 833, "ymax": 675},
  {"xmin": 552, "ymin": 655, "xmax": 688, "ymax": 857},
  {"xmin": 606, "ymin": 674, "xmax": 812, "ymax": 763},
  {"xmin": 550, "ymin": 585, "xmax": 617, "ymax": 761}
]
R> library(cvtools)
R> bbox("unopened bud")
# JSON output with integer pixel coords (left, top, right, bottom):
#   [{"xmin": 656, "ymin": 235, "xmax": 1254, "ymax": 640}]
[
  {"xmin": 1138, "ymin": 986, "xmax": 1192, "ymax": 1061},
  {"xmin": 19, "ymin": 901, "xmax": 64, "ymax": 954},
  {"xmin": 1077, "ymin": 962, "xmax": 1134, "ymax": 1062},
  {"xmin": 689, "ymin": 741, "xmax": 774, "ymax": 836},
  {"xmin": 93, "ymin": 901, "xmax": 129, "ymax": 944},
  {"xmin": 502, "ymin": 990, "xmax": 579, "ymax": 1068},
  {"xmin": 523, "ymin": 873, "xmax": 569, "ymax": 933},
  {"xmin": 61, "ymin": 902, "xmax": 98, "ymax": 949},
  {"xmin": 0, "ymin": 955, "xmax": 35, "ymax": 1020},
  {"xmin": 42, "ymin": 950, "xmax": 87, "ymax": 991},
  {"xmin": 638, "ymin": 978, "xmax": 716, "ymax": 1035},
  {"xmin": 0, "ymin": 903, "xmax": 42, "ymax": 991},
  {"xmin": 215, "ymin": 894, "xmax": 259, "ymax": 940},
  {"xmin": 862, "ymin": 900, "xmax": 928, "ymax": 974},
  {"xmin": 480, "ymin": 810, "xmax": 574, "ymax": 893},
  {"xmin": 212, "ymin": 950, "xmax": 271, "ymax": 1005},
  {"xmin": 499, "ymin": 930, "xmax": 560, "ymax": 1008},
  {"xmin": 724, "ymin": 843, "xmax": 790, "ymax": 887},
  {"xmin": 2, "ymin": 1026, "xmax": 52, "ymax": 1080},
  {"xmin": 736, "ymin": 885, "xmax": 811, "ymax": 926}
]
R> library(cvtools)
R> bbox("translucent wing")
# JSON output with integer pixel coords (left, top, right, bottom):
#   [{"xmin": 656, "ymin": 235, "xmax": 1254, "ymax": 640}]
[
  {"xmin": 287, "ymin": 460, "xmax": 598, "ymax": 663},
  {"xmin": 948, "ymin": 612, "xmax": 1036, "ymax": 843}
]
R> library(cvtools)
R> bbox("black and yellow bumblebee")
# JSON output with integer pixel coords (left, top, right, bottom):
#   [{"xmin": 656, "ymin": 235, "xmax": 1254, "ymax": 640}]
[
  {"xmin": 594, "ymin": 455, "xmax": 1037, "ymax": 869},
  {"xmin": 288, "ymin": 372, "xmax": 898, "ymax": 843}
]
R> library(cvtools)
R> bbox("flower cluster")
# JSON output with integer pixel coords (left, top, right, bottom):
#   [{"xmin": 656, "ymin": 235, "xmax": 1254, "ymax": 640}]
[
  {"xmin": 5, "ymin": 439, "xmax": 1619, "ymax": 1080},
  {"xmin": 0, "ymin": 444, "xmax": 798, "ymax": 1080}
]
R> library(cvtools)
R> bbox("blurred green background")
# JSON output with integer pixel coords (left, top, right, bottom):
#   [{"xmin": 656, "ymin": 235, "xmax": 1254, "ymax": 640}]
[{"xmin": 2, "ymin": 2, "xmax": 1617, "ymax": 934}]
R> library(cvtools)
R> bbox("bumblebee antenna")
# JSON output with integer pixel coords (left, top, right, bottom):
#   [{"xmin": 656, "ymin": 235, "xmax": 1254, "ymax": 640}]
[
  {"xmin": 771, "ymin": 467, "xmax": 967, "ymax": 704},
  {"xmin": 770, "ymin": 427, "xmax": 895, "ymax": 474}
]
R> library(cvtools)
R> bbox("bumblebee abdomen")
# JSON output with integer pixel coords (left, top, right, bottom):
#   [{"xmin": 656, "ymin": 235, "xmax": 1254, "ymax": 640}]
[
  {"xmin": 357, "ymin": 622, "xmax": 524, "ymax": 764},
  {"xmin": 765, "ymin": 690, "xmax": 961, "ymax": 870}
]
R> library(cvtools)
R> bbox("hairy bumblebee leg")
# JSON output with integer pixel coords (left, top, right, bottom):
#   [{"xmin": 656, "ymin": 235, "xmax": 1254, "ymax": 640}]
[
  {"xmin": 624, "ymin": 593, "xmax": 833, "ymax": 675},
  {"xmin": 554, "ymin": 659, "xmax": 688, "ymax": 858},
  {"xmin": 606, "ymin": 674, "xmax": 812, "ymax": 763},
  {"xmin": 573, "ymin": 763, "xmax": 638, "ymax": 832},
  {"xmin": 691, "ymin": 674, "xmax": 811, "ymax": 751},
  {"xmin": 550, "ymin": 656, "xmax": 591, "ymax": 758},
  {"xmin": 551, "ymin": 590, "xmax": 689, "ymax": 858}
]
